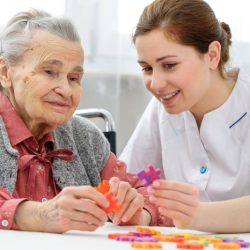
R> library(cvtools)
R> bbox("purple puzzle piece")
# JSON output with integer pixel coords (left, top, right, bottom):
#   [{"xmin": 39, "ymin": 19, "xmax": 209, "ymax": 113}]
[{"xmin": 137, "ymin": 164, "xmax": 161, "ymax": 187}]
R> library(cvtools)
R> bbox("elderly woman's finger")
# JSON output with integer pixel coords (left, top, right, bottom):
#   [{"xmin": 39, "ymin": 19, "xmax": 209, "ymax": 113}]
[
  {"xmin": 109, "ymin": 177, "xmax": 120, "ymax": 195},
  {"xmin": 116, "ymin": 181, "xmax": 131, "ymax": 203},
  {"xmin": 113, "ymin": 188, "xmax": 144, "ymax": 224},
  {"xmin": 62, "ymin": 186, "xmax": 109, "ymax": 209},
  {"xmin": 121, "ymin": 193, "xmax": 144, "ymax": 223}
]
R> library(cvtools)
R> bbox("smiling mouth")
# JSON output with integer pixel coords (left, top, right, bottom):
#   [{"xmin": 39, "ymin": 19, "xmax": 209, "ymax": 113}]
[
  {"xmin": 45, "ymin": 101, "xmax": 72, "ymax": 112},
  {"xmin": 47, "ymin": 101, "xmax": 70, "ymax": 107},
  {"xmin": 160, "ymin": 90, "xmax": 180, "ymax": 101}
]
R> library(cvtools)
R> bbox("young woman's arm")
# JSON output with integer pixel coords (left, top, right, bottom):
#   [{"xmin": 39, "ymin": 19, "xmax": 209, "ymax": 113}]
[
  {"xmin": 189, "ymin": 196, "xmax": 250, "ymax": 233},
  {"xmin": 148, "ymin": 179, "xmax": 250, "ymax": 233}
]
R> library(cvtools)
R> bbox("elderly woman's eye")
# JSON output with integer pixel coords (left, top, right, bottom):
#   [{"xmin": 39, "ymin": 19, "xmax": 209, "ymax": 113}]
[
  {"xmin": 68, "ymin": 74, "xmax": 80, "ymax": 83},
  {"xmin": 45, "ymin": 70, "xmax": 54, "ymax": 75}
]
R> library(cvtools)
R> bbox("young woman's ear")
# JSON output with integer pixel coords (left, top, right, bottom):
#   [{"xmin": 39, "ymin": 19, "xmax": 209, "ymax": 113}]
[
  {"xmin": 207, "ymin": 41, "xmax": 221, "ymax": 70},
  {"xmin": 0, "ymin": 58, "xmax": 12, "ymax": 89}
]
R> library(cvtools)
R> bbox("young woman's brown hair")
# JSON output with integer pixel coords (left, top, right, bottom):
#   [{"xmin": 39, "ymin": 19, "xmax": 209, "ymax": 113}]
[{"xmin": 133, "ymin": 0, "xmax": 232, "ymax": 77}]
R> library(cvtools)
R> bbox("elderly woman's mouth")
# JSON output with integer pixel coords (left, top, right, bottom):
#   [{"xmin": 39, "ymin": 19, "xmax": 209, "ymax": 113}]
[{"xmin": 46, "ymin": 101, "xmax": 71, "ymax": 109}]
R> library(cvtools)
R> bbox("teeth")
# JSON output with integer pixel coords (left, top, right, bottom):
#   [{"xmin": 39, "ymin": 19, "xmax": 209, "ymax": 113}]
[{"xmin": 161, "ymin": 90, "xmax": 179, "ymax": 100}]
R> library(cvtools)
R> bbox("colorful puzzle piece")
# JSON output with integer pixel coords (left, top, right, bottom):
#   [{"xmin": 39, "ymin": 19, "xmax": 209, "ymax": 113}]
[
  {"xmin": 136, "ymin": 164, "xmax": 161, "ymax": 187},
  {"xmin": 96, "ymin": 180, "xmax": 110, "ymax": 194},
  {"xmin": 129, "ymin": 232, "xmax": 153, "ymax": 237},
  {"xmin": 107, "ymin": 233, "xmax": 132, "ymax": 239},
  {"xmin": 96, "ymin": 180, "xmax": 122, "ymax": 214},
  {"xmin": 131, "ymin": 242, "xmax": 163, "ymax": 249},
  {"xmin": 136, "ymin": 227, "xmax": 161, "ymax": 235},
  {"xmin": 223, "ymin": 239, "xmax": 250, "ymax": 248},
  {"xmin": 103, "ymin": 191, "xmax": 122, "ymax": 214},
  {"xmin": 116, "ymin": 236, "xmax": 158, "ymax": 242},
  {"xmin": 177, "ymin": 243, "xmax": 204, "ymax": 249},
  {"xmin": 153, "ymin": 235, "xmax": 184, "ymax": 243},
  {"xmin": 214, "ymin": 242, "xmax": 241, "ymax": 249}
]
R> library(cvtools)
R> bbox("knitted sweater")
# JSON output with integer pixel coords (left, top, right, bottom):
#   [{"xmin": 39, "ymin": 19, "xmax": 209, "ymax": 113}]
[{"xmin": 0, "ymin": 115, "xmax": 110, "ymax": 193}]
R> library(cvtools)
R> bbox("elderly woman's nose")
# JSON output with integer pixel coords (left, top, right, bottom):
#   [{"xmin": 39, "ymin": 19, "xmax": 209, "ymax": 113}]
[{"xmin": 54, "ymin": 77, "xmax": 73, "ymax": 96}]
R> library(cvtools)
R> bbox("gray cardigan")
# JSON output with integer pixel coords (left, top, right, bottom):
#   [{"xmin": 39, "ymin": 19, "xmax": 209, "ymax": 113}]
[{"xmin": 0, "ymin": 115, "xmax": 110, "ymax": 193}]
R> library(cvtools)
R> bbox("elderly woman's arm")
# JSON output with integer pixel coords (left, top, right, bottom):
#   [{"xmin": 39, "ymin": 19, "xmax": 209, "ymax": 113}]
[
  {"xmin": 0, "ymin": 188, "xmax": 27, "ymax": 230},
  {"xmin": 14, "ymin": 186, "xmax": 109, "ymax": 233}
]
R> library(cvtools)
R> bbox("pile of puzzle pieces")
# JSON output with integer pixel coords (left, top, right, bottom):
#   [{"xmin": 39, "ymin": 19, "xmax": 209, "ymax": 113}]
[{"xmin": 108, "ymin": 227, "xmax": 250, "ymax": 249}]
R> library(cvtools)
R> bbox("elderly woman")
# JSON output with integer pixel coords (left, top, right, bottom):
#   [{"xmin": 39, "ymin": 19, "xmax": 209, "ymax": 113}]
[{"xmin": 0, "ymin": 9, "xmax": 153, "ymax": 233}]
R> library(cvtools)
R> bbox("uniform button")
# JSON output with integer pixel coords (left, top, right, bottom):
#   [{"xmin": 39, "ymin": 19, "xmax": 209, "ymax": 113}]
[
  {"xmin": 41, "ymin": 198, "xmax": 47, "ymax": 202},
  {"xmin": 200, "ymin": 165, "xmax": 207, "ymax": 174},
  {"xmin": 1, "ymin": 219, "xmax": 9, "ymax": 227}
]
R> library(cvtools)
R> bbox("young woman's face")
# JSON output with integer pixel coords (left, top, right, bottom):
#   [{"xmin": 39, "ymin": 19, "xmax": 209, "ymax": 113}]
[{"xmin": 135, "ymin": 29, "xmax": 212, "ymax": 114}]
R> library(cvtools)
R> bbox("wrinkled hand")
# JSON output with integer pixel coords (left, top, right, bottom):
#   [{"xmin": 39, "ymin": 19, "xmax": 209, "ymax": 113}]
[
  {"xmin": 147, "ymin": 180, "xmax": 199, "ymax": 228},
  {"xmin": 108, "ymin": 177, "xmax": 146, "ymax": 225},
  {"xmin": 36, "ymin": 186, "xmax": 109, "ymax": 233}
]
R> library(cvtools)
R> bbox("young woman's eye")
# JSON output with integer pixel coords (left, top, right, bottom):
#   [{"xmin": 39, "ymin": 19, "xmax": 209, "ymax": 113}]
[
  {"xmin": 141, "ymin": 66, "xmax": 152, "ymax": 73},
  {"xmin": 164, "ymin": 63, "xmax": 177, "ymax": 70}
]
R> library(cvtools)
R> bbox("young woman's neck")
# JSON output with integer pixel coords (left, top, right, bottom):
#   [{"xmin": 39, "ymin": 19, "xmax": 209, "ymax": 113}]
[{"xmin": 191, "ymin": 70, "xmax": 237, "ymax": 129}]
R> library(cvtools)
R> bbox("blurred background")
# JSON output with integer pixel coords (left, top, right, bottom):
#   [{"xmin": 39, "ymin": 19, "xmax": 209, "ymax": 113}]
[{"xmin": 0, "ymin": 0, "xmax": 249, "ymax": 155}]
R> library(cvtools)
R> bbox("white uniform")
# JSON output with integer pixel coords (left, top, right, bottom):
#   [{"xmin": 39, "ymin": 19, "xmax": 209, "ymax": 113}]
[{"xmin": 120, "ymin": 69, "xmax": 250, "ymax": 201}]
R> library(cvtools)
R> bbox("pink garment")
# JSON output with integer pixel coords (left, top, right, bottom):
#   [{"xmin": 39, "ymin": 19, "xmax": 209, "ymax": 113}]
[{"xmin": 0, "ymin": 93, "xmax": 74, "ymax": 229}]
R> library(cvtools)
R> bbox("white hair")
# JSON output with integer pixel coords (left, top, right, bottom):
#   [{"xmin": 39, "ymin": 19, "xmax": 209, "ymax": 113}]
[
  {"xmin": 0, "ymin": 9, "xmax": 81, "ymax": 91},
  {"xmin": 0, "ymin": 9, "xmax": 80, "ymax": 64}
]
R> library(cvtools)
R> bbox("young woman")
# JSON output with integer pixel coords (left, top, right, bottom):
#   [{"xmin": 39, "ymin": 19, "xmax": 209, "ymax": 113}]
[{"xmin": 120, "ymin": 0, "xmax": 250, "ymax": 233}]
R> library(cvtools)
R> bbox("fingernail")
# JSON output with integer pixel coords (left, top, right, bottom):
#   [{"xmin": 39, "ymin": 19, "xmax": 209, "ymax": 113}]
[
  {"xmin": 158, "ymin": 207, "xmax": 164, "ymax": 213},
  {"xmin": 147, "ymin": 187, "xmax": 155, "ymax": 193},
  {"xmin": 153, "ymin": 181, "xmax": 160, "ymax": 187},
  {"xmin": 122, "ymin": 216, "xmax": 127, "ymax": 222},
  {"xmin": 113, "ymin": 218, "xmax": 119, "ymax": 225}
]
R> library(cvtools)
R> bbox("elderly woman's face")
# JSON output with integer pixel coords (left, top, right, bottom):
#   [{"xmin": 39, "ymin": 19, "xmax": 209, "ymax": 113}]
[{"xmin": 5, "ymin": 30, "xmax": 84, "ymax": 137}]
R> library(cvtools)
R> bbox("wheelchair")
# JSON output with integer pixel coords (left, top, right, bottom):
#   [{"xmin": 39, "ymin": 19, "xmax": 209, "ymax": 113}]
[{"xmin": 74, "ymin": 108, "xmax": 116, "ymax": 155}]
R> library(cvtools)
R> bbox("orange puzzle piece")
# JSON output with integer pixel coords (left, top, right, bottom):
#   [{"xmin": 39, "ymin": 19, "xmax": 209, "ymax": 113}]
[
  {"xmin": 103, "ymin": 191, "xmax": 122, "ymax": 213},
  {"xmin": 96, "ymin": 180, "xmax": 122, "ymax": 213},
  {"xmin": 96, "ymin": 180, "xmax": 110, "ymax": 194}
]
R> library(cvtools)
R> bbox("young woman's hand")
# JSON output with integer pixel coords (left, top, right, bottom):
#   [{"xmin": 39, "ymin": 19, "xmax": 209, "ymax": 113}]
[{"xmin": 147, "ymin": 180, "xmax": 199, "ymax": 228}]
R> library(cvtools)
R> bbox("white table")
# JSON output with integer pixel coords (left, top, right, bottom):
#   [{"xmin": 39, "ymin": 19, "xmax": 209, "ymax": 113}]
[{"xmin": 1, "ymin": 223, "xmax": 250, "ymax": 250}]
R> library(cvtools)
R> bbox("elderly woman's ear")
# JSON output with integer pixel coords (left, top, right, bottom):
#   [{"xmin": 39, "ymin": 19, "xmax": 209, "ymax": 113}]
[{"xmin": 0, "ymin": 58, "xmax": 11, "ymax": 89}]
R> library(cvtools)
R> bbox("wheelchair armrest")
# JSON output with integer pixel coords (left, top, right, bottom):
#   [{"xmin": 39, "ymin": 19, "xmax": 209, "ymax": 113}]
[
  {"xmin": 74, "ymin": 108, "xmax": 116, "ymax": 155},
  {"xmin": 74, "ymin": 108, "xmax": 115, "ymax": 132}
]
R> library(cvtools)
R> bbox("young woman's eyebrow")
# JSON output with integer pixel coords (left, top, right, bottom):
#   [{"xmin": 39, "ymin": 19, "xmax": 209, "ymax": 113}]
[{"xmin": 138, "ymin": 55, "xmax": 177, "ymax": 64}]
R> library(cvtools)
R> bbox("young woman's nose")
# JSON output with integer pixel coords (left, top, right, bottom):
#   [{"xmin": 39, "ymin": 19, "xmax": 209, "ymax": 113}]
[{"xmin": 150, "ymin": 71, "xmax": 167, "ymax": 93}]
